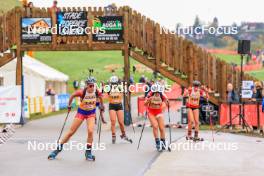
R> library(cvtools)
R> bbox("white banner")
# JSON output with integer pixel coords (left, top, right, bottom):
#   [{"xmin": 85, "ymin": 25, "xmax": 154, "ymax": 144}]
[
  {"xmin": 0, "ymin": 86, "xmax": 22, "ymax": 123},
  {"xmin": 242, "ymin": 89, "xmax": 253, "ymax": 99},
  {"xmin": 242, "ymin": 81, "xmax": 254, "ymax": 90}
]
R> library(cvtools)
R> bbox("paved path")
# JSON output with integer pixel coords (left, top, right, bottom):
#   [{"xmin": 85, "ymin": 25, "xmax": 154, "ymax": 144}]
[
  {"xmin": 1, "ymin": 98, "xmax": 263, "ymax": 176},
  {"xmin": 145, "ymin": 131, "xmax": 264, "ymax": 176},
  {"xmin": 0, "ymin": 98, "xmax": 183, "ymax": 176}
]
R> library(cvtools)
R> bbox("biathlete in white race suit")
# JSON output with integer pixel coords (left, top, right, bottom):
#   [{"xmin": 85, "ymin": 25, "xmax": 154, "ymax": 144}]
[
  {"xmin": 48, "ymin": 77, "xmax": 105, "ymax": 161},
  {"xmin": 183, "ymin": 80, "xmax": 209, "ymax": 142},
  {"xmin": 108, "ymin": 76, "xmax": 132, "ymax": 144},
  {"xmin": 144, "ymin": 83, "xmax": 170, "ymax": 151}
]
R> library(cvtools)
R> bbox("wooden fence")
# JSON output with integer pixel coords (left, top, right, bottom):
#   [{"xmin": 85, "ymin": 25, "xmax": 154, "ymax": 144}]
[{"xmin": 0, "ymin": 6, "xmax": 259, "ymax": 104}]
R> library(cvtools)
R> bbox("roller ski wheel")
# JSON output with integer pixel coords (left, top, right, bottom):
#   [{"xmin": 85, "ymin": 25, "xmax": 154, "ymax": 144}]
[
  {"xmin": 193, "ymin": 137, "xmax": 204, "ymax": 142},
  {"xmin": 186, "ymin": 136, "xmax": 193, "ymax": 141},
  {"xmin": 48, "ymin": 150, "xmax": 59, "ymax": 160},
  {"xmin": 120, "ymin": 135, "xmax": 133, "ymax": 144},
  {"xmin": 85, "ymin": 151, "xmax": 95, "ymax": 161}
]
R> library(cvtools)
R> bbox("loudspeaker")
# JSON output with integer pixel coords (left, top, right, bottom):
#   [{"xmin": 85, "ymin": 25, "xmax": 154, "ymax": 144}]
[{"xmin": 237, "ymin": 40, "xmax": 250, "ymax": 54}]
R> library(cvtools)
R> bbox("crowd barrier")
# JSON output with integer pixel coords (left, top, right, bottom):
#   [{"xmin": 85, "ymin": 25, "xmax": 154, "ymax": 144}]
[
  {"xmin": 220, "ymin": 102, "xmax": 264, "ymax": 128},
  {"xmin": 23, "ymin": 93, "xmax": 71, "ymax": 118}
]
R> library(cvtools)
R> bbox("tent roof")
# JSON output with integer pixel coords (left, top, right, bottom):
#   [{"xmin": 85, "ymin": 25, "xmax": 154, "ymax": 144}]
[{"xmin": 0, "ymin": 55, "xmax": 69, "ymax": 82}]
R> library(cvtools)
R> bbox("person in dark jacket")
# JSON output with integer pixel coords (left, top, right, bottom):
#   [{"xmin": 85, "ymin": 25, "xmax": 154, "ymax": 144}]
[{"xmin": 227, "ymin": 83, "xmax": 239, "ymax": 103}]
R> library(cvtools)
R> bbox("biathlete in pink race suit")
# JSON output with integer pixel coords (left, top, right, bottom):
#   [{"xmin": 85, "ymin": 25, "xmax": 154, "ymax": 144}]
[{"xmin": 48, "ymin": 77, "xmax": 104, "ymax": 161}]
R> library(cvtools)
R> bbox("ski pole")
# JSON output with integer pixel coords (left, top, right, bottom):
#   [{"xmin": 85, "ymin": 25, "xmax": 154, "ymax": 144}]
[
  {"xmin": 207, "ymin": 100, "xmax": 215, "ymax": 142},
  {"xmin": 137, "ymin": 111, "xmax": 148, "ymax": 150},
  {"xmin": 126, "ymin": 92, "xmax": 135, "ymax": 134},
  {"xmin": 167, "ymin": 103, "xmax": 172, "ymax": 145},
  {"xmin": 98, "ymin": 112, "xmax": 102, "ymax": 144},
  {"xmin": 57, "ymin": 111, "xmax": 70, "ymax": 144}
]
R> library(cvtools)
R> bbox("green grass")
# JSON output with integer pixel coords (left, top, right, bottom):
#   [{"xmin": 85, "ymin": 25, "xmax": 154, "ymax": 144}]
[
  {"xmin": 0, "ymin": 0, "xmax": 20, "ymax": 13},
  {"xmin": 248, "ymin": 69, "xmax": 264, "ymax": 80},
  {"xmin": 216, "ymin": 53, "xmax": 264, "ymax": 80},
  {"xmin": 34, "ymin": 51, "xmax": 155, "ymax": 93},
  {"xmin": 214, "ymin": 54, "xmax": 241, "ymax": 65}
]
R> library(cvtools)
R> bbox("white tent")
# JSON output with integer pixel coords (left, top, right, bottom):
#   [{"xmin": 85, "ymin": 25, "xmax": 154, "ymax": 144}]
[{"xmin": 0, "ymin": 55, "xmax": 69, "ymax": 97}]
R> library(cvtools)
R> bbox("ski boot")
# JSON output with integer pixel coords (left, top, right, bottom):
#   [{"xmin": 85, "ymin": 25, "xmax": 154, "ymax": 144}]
[
  {"xmin": 48, "ymin": 144, "xmax": 63, "ymax": 160},
  {"xmin": 161, "ymin": 139, "xmax": 171, "ymax": 152},
  {"xmin": 85, "ymin": 150, "xmax": 95, "ymax": 161},
  {"xmin": 120, "ymin": 134, "xmax": 133, "ymax": 144},
  {"xmin": 112, "ymin": 135, "xmax": 116, "ymax": 144},
  {"xmin": 186, "ymin": 130, "xmax": 193, "ymax": 141},
  {"xmin": 193, "ymin": 131, "xmax": 203, "ymax": 142},
  {"xmin": 155, "ymin": 138, "xmax": 162, "ymax": 152}
]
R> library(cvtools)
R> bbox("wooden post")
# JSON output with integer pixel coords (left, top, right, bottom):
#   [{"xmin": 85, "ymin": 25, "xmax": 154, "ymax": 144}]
[
  {"xmin": 155, "ymin": 23, "xmax": 160, "ymax": 71},
  {"xmin": 15, "ymin": 7, "xmax": 22, "ymax": 85},
  {"xmin": 187, "ymin": 42, "xmax": 193, "ymax": 84},
  {"xmin": 123, "ymin": 6, "xmax": 131, "ymax": 125}
]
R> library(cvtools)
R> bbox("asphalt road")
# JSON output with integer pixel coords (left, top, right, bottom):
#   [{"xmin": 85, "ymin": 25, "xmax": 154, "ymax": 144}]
[{"xmin": 0, "ymin": 104, "xmax": 184, "ymax": 176}]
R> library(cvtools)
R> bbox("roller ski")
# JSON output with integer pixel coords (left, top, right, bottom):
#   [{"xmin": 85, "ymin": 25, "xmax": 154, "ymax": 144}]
[
  {"xmin": 160, "ymin": 139, "xmax": 171, "ymax": 152},
  {"xmin": 85, "ymin": 150, "xmax": 95, "ymax": 161},
  {"xmin": 193, "ymin": 136, "xmax": 204, "ymax": 142},
  {"xmin": 186, "ymin": 136, "xmax": 193, "ymax": 141},
  {"xmin": 120, "ymin": 134, "xmax": 133, "ymax": 144},
  {"xmin": 48, "ymin": 144, "xmax": 63, "ymax": 160}
]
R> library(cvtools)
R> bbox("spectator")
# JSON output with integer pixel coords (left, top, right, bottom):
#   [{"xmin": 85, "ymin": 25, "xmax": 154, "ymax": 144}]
[
  {"xmin": 73, "ymin": 80, "xmax": 79, "ymax": 90},
  {"xmin": 46, "ymin": 86, "xmax": 55, "ymax": 96},
  {"xmin": 261, "ymin": 53, "xmax": 264, "ymax": 67},
  {"xmin": 252, "ymin": 81, "xmax": 263, "ymax": 102},
  {"xmin": 130, "ymin": 76, "xmax": 134, "ymax": 84},
  {"xmin": 132, "ymin": 65, "xmax": 136, "ymax": 74},
  {"xmin": 139, "ymin": 75, "xmax": 146, "ymax": 83},
  {"xmin": 27, "ymin": 1, "xmax": 33, "ymax": 8},
  {"xmin": 227, "ymin": 83, "xmax": 239, "ymax": 103},
  {"xmin": 144, "ymin": 80, "xmax": 154, "ymax": 97}
]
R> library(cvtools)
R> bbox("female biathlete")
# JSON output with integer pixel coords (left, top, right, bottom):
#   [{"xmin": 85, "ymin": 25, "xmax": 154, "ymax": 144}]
[
  {"xmin": 108, "ymin": 76, "xmax": 132, "ymax": 144},
  {"xmin": 183, "ymin": 80, "xmax": 208, "ymax": 142},
  {"xmin": 48, "ymin": 77, "xmax": 104, "ymax": 161},
  {"xmin": 144, "ymin": 83, "xmax": 169, "ymax": 151}
]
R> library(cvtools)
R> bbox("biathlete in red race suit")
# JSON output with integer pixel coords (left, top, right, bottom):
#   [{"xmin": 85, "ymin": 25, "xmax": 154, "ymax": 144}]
[
  {"xmin": 183, "ymin": 80, "xmax": 209, "ymax": 141},
  {"xmin": 48, "ymin": 77, "xmax": 104, "ymax": 161},
  {"xmin": 144, "ymin": 83, "xmax": 169, "ymax": 151}
]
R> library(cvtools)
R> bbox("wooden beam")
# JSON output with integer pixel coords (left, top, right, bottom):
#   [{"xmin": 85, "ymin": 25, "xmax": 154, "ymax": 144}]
[
  {"xmin": 21, "ymin": 43, "xmax": 124, "ymax": 51},
  {"xmin": 130, "ymin": 50, "xmax": 219, "ymax": 105},
  {"xmin": 0, "ymin": 53, "xmax": 14, "ymax": 67}
]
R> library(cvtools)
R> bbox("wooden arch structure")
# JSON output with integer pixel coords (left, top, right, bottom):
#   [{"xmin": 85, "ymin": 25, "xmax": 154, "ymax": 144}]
[{"xmin": 0, "ymin": 6, "xmax": 259, "ymax": 108}]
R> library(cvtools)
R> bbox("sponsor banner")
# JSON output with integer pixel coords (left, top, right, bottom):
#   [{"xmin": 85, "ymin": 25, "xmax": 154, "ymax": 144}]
[
  {"xmin": 242, "ymin": 80, "xmax": 254, "ymax": 90},
  {"xmin": 93, "ymin": 16, "xmax": 123, "ymax": 42},
  {"xmin": 21, "ymin": 18, "xmax": 52, "ymax": 43},
  {"xmin": 0, "ymin": 86, "xmax": 21, "ymax": 123},
  {"xmin": 57, "ymin": 11, "xmax": 87, "ymax": 36},
  {"xmin": 242, "ymin": 89, "xmax": 253, "ymax": 99}
]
